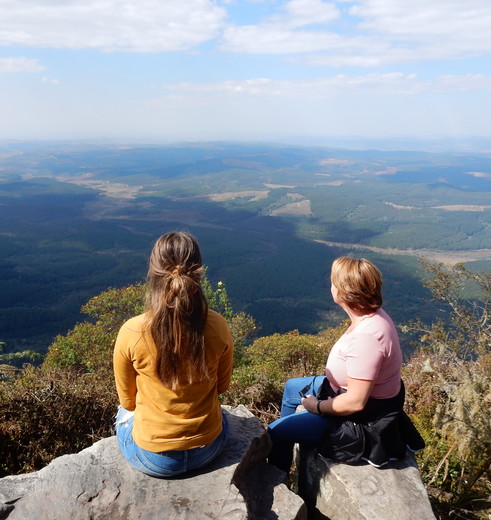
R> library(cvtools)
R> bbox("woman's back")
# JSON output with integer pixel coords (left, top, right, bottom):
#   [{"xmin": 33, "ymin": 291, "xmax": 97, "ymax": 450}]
[
  {"xmin": 326, "ymin": 308, "xmax": 402, "ymax": 399},
  {"xmin": 114, "ymin": 308, "xmax": 233, "ymax": 452}
]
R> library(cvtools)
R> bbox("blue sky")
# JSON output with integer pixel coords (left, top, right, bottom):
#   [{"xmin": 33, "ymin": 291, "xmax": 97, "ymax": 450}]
[{"xmin": 1, "ymin": 0, "xmax": 491, "ymax": 144}]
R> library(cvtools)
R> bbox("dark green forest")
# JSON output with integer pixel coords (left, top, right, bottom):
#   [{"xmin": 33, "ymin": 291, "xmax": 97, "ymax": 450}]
[{"xmin": 1, "ymin": 141, "xmax": 490, "ymax": 354}]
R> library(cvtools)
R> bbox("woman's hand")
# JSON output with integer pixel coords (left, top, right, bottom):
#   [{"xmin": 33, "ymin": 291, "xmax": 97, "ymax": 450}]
[
  {"xmin": 302, "ymin": 377, "xmax": 375, "ymax": 416},
  {"xmin": 301, "ymin": 394, "xmax": 321, "ymax": 414}
]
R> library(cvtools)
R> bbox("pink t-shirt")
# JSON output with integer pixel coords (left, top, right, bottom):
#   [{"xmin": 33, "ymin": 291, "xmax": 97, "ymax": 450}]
[{"xmin": 325, "ymin": 308, "xmax": 402, "ymax": 399}]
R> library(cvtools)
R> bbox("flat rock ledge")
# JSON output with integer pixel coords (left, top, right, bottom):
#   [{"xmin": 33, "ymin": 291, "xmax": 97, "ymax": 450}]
[
  {"xmin": 0, "ymin": 405, "xmax": 306, "ymax": 520},
  {"xmin": 295, "ymin": 445, "xmax": 436, "ymax": 520}
]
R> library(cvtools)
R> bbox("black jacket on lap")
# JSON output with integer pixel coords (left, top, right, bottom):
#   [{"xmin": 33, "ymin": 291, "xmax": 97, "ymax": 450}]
[{"xmin": 317, "ymin": 380, "xmax": 425, "ymax": 467}]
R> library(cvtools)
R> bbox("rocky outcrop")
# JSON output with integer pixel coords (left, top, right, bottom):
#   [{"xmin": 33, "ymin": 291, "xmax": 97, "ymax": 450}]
[
  {"xmin": 295, "ymin": 445, "xmax": 436, "ymax": 520},
  {"xmin": 0, "ymin": 404, "xmax": 437, "ymax": 520},
  {"xmin": 0, "ymin": 405, "xmax": 306, "ymax": 520}
]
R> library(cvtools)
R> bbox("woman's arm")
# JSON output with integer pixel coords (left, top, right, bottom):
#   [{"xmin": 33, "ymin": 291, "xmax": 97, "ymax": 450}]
[
  {"xmin": 302, "ymin": 377, "xmax": 374, "ymax": 416},
  {"xmin": 216, "ymin": 328, "xmax": 234, "ymax": 395},
  {"xmin": 113, "ymin": 326, "xmax": 138, "ymax": 411}
]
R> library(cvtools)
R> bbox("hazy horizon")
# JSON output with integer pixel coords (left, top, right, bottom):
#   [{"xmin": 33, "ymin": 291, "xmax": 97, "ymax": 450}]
[{"xmin": 2, "ymin": 135, "xmax": 491, "ymax": 155}]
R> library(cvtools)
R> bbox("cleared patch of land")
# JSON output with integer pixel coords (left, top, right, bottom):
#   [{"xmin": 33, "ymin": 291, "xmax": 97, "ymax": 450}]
[
  {"xmin": 319, "ymin": 158, "xmax": 353, "ymax": 166},
  {"xmin": 46, "ymin": 173, "xmax": 142, "ymax": 199},
  {"xmin": 385, "ymin": 202, "xmax": 417, "ymax": 210},
  {"xmin": 315, "ymin": 180, "xmax": 345, "ymax": 186},
  {"xmin": 203, "ymin": 190, "xmax": 269, "ymax": 202},
  {"xmin": 314, "ymin": 239, "xmax": 491, "ymax": 264},
  {"xmin": 465, "ymin": 171, "xmax": 491, "ymax": 180},
  {"xmin": 271, "ymin": 199, "xmax": 312, "ymax": 217},
  {"xmin": 374, "ymin": 167, "xmax": 398, "ymax": 175},
  {"xmin": 432, "ymin": 204, "xmax": 491, "ymax": 211},
  {"xmin": 263, "ymin": 183, "xmax": 297, "ymax": 189}
]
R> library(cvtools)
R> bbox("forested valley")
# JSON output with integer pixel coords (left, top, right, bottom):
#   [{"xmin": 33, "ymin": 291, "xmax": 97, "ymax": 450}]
[{"xmin": 1, "ymin": 142, "xmax": 490, "ymax": 518}]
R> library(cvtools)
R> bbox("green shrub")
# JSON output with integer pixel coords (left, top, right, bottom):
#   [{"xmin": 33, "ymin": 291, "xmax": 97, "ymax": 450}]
[
  {"xmin": 403, "ymin": 262, "xmax": 491, "ymax": 518},
  {"xmin": 225, "ymin": 324, "xmax": 346, "ymax": 423},
  {"xmin": 0, "ymin": 365, "xmax": 117, "ymax": 477},
  {"xmin": 0, "ymin": 342, "xmax": 42, "ymax": 370},
  {"xmin": 44, "ymin": 283, "xmax": 145, "ymax": 371}
]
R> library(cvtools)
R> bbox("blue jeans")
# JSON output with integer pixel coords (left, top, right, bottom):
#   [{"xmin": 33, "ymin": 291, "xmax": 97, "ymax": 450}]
[
  {"xmin": 115, "ymin": 407, "xmax": 228, "ymax": 478},
  {"xmin": 268, "ymin": 376, "xmax": 331, "ymax": 473}
]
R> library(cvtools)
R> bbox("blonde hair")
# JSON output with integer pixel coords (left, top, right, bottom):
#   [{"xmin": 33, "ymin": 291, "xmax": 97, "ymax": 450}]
[
  {"xmin": 330, "ymin": 256, "xmax": 383, "ymax": 313},
  {"xmin": 145, "ymin": 231, "xmax": 209, "ymax": 390}
]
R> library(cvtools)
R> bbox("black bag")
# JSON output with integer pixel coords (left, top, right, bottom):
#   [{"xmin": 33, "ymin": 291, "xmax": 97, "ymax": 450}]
[
  {"xmin": 316, "ymin": 377, "xmax": 338, "ymax": 400},
  {"xmin": 320, "ymin": 417, "xmax": 366, "ymax": 464}
]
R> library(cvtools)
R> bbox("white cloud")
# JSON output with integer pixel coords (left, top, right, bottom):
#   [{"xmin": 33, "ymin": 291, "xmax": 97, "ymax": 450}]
[
  {"xmin": 222, "ymin": 25, "xmax": 344, "ymax": 53},
  {"xmin": 0, "ymin": 57, "xmax": 46, "ymax": 72},
  {"xmin": 275, "ymin": 0, "xmax": 340, "ymax": 28},
  {"xmin": 161, "ymin": 74, "xmax": 417, "ymax": 97},
  {"xmin": 435, "ymin": 74, "xmax": 491, "ymax": 91},
  {"xmin": 350, "ymin": 0, "xmax": 491, "ymax": 43},
  {"xmin": 1, "ymin": 0, "xmax": 490, "ymax": 66},
  {"xmin": 42, "ymin": 77, "xmax": 59, "ymax": 84},
  {"xmin": 0, "ymin": 0, "xmax": 227, "ymax": 52},
  {"xmin": 347, "ymin": 0, "xmax": 491, "ymax": 61},
  {"xmin": 221, "ymin": 0, "xmax": 342, "ymax": 53},
  {"xmin": 220, "ymin": 0, "xmax": 491, "ymax": 66},
  {"xmin": 161, "ymin": 73, "xmax": 491, "ymax": 98}
]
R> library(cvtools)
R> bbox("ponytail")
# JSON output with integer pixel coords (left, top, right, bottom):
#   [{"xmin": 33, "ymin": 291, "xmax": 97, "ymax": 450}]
[{"xmin": 145, "ymin": 232, "xmax": 209, "ymax": 390}]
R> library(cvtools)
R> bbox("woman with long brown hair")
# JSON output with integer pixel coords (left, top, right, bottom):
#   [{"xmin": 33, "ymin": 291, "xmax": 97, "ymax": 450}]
[{"xmin": 114, "ymin": 231, "xmax": 233, "ymax": 477}]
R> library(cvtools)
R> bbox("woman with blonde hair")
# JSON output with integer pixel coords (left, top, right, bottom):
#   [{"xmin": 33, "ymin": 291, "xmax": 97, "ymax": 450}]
[
  {"xmin": 268, "ymin": 256, "xmax": 422, "ymax": 472},
  {"xmin": 114, "ymin": 231, "xmax": 233, "ymax": 477}
]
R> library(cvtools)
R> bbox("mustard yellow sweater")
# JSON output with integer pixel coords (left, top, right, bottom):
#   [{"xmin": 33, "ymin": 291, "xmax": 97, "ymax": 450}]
[{"xmin": 113, "ymin": 309, "xmax": 233, "ymax": 452}]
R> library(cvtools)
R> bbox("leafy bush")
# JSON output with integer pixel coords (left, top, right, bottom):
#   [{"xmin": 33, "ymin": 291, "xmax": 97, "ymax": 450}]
[
  {"xmin": 0, "ymin": 365, "xmax": 116, "ymax": 477},
  {"xmin": 403, "ymin": 262, "xmax": 491, "ymax": 519},
  {"xmin": 44, "ymin": 283, "xmax": 146, "ymax": 371},
  {"xmin": 225, "ymin": 325, "xmax": 346, "ymax": 423},
  {"xmin": 0, "ymin": 341, "xmax": 42, "ymax": 369}
]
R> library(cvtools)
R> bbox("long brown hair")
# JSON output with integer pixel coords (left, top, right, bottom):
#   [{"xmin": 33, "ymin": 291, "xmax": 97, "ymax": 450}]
[{"xmin": 145, "ymin": 232, "xmax": 209, "ymax": 390}]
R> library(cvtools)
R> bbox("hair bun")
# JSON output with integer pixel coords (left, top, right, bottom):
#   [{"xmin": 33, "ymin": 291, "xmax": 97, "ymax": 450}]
[{"xmin": 170, "ymin": 265, "xmax": 185, "ymax": 278}]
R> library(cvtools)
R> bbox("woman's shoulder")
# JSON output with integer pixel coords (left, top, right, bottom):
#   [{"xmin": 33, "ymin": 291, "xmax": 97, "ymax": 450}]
[
  {"xmin": 353, "ymin": 308, "xmax": 396, "ymax": 338},
  {"xmin": 366, "ymin": 308, "xmax": 394, "ymax": 327},
  {"xmin": 355, "ymin": 308, "xmax": 399, "ymax": 346},
  {"xmin": 206, "ymin": 308, "xmax": 228, "ymax": 328},
  {"xmin": 120, "ymin": 313, "xmax": 147, "ymax": 333},
  {"xmin": 205, "ymin": 309, "xmax": 232, "ymax": 342}
]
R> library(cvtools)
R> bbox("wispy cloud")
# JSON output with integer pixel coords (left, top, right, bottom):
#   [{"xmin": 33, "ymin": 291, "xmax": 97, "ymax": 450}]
[
  {"xmin": 351, "ymin": 0, "xmax": 491, "ymax": 47},
  {"xmin": 272, "ymin": 0, "xmax": 340, "ymax": 28},
  {"xmin": 0, "ymin": 57, "xmax": 46, "ymax": 72},
  {"xmin": 220, "ymin": 0, "xmax": 491, "ymax": 66},
  {"xmin": 0, "ymin": 0, "xmax": 226, "ymax": 52},
  {"xmin": 161, "ymin": 73, "xmax": 491, "ymax": 98},
  {"xmin": 42, "ymin": 77, "xmax": 59, "ymax": 85}
]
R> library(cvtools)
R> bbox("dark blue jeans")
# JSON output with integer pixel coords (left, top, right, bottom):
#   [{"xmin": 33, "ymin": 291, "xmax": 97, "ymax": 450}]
[
  {"xmin": 115, "ymin": 407, "xmax": 228, "ymax": 478},
  {"xmin": 268, "ymin": 376, "xmax": 332, "ymax": 473}
]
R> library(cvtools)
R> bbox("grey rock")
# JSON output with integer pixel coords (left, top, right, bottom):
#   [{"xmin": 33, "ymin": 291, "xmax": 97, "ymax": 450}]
[
  {"xmin": 0, "ymin": 405, "xmax": 306, "ymax": 520},
  {"xmin": 295, "ymin": 445, "xmax": 436, "ymax": 520}
]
